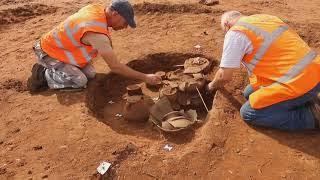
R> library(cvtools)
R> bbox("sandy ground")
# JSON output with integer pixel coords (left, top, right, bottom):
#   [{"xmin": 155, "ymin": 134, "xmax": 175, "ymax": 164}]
[{"xmin": 0, "ymin": 0, "xmax": 320, "ymax": 179}]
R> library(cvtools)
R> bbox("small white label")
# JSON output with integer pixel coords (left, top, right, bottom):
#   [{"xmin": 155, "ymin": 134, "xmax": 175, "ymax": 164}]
[
  {"xmin": 97, "ymin": 161, "xmax": 111, "ymax": 175},
  {"xmin": 164, "ymin": 144, "xmax": 173, "ymax": 151}
]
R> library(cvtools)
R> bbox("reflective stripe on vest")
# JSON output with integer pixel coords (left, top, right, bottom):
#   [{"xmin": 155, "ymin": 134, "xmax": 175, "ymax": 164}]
[
  {"xmin": 236, "ymin": 21, "xmax": 317, "ymax": 89},
  {"xmin": 53, "ymin": 20, "xmax": 107, "ymax": 67},
  {"xmin": 72, "ymin": 21, "xmax": 107, "ymax": 34},
  {"xmin": 269, "ymin": 50, "xmax": 317, "ymax": 87},
  {"xmin": 52, "ymin": 31, "xmax": 78, "ymax": 66},
  {"xmin": 236, "ymin": 21, "xmax": 289, "ymax": 74}
]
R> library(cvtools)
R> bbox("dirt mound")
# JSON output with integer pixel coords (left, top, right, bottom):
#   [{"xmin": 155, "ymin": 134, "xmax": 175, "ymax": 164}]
[
  {"xmin": 253, "ymin": 0, "xmax": 288, "ymax": 7},
  {"xmin": 0, "ymin": 0, "xmax": 31, "ymax": 5},
  {"xmin": 0, "ymin": 79, "xmax": 27, "ymax": 92},
  {"xmin": 0, "ymin": 4, "xmax": 57, "ymax": 25},
  {"xmin": 133, "ymin": 2, "xmax": 216, "ymax": 15}
]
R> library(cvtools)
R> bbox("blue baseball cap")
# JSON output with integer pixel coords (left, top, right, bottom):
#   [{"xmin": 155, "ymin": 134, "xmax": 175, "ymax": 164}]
[{"xmin": 111, "ymin": 0, "xmax": 136, "ymax": 28}]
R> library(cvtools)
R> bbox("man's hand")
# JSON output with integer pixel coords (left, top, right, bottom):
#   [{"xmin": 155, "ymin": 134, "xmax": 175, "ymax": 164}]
[
  {"xmin": 207, "ymin": 81, "xmax": 218, "ymax": 92},
  {"xmin": 206, "ymin": 67, "xmax": 236, "ymax": 93},
  {"xmin": 144, "ymin": 74, "xmax": 162, "ymax": 85}
]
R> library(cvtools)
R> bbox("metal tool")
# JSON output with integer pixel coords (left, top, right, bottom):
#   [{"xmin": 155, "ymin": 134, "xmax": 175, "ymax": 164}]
[{"xmin": 196, "ymin": 87, "xmax": 209, "ymax": 112}]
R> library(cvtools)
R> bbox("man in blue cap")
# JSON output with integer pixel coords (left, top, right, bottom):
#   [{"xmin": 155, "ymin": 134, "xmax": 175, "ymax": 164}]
[{"xmin": 28, "ymin": 0, "xmax": 161, "ymax": 92}]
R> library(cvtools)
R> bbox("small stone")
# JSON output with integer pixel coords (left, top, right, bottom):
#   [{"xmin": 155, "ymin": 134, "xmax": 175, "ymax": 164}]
[
  {"xmin": 249, "ymin": 139, "xmax": 255, "ymax": 143},
  {"xmin": 28, "ymin": 170, "xmax": 32, "ymax": 174},
  {"xmin": 59, "ymin": 145, "xmax": 68, "ymax": 149},
  {"xmin": 12, "ymin": 128, "xmax": 20, "ymax": 134},
  {"xmin": 228, "ymin": 170, "xmax": 233, "ymax": 174},
  {"xmin": 16, "ymin": 159, "xmax": 26, "ymax": 167},
  {"xmin": 193, "ymin": 171, "xmax": 197, "ymax": 175},
  {"xmin": 0, "ymin": 167, "xmax": 6, "ymax": 175},
  {"xmin": 235, "ymin": 149, "xmax": 241, "ymax": 153},
  {"xmin": 214, "ymin": 122, "xmax": 221, "ymax": 126},
  {"xmin": 194, "ymin": 44, "xmax": 201, "ymax": 49},
  {"xmin": 0, "ymin": 140, "xmax": 3, "ymax": 145},
  {"xmin": 162, "ymin": 159, "xmax": 168, "ymax": 164},
  {"xmin": 108, "ymin": 100, "xmax": 115, "ymax": 104},
  {"xmin": 33, "ymin": 145, "xmax": 43, "ymax": 151},
  {"xmin": 281, "ymin": 174, "xmax": 286, "ymax": 178},
  {"xmin": 8, "ymin": 146, "xmax": 14, "ymax": 151}
]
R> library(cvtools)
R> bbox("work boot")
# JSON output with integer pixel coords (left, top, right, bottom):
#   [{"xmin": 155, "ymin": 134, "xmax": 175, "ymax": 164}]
[
  {"xmin": 309, "ymin": 95, "xmax": 320, "ymax": 128},
  {"xmin": 27, "ymin": 63, "xmax": 48, "ymax": 93}
]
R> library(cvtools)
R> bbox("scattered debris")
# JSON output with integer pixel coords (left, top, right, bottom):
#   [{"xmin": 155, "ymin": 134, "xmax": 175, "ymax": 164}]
[
  {"xmin": 97, "ymin": 161, "xmax": 112, "ymax": 175},
  {"xmin": 163, "ymin": 144, "xmax": 173, "ymax": 151}
]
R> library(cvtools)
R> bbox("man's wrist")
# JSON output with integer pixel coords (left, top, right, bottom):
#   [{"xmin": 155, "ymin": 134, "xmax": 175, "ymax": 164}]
[{"xmin": 139, "ymin": 73, "xmax": 147, "ymax": 82}]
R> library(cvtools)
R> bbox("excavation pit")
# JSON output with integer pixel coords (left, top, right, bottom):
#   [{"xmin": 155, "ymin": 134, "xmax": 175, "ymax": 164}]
[{"xmin": 86, "ymin": 53, "xmax": 217, "ymax": 135}]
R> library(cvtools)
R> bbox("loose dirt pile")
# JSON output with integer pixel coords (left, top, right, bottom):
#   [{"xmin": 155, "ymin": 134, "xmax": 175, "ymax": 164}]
[
  {"xmin": 0, "ymin": 4, "xmax": 57, "ymax": 26},
  {"xmin": 1, "ymin": 0, "xmax": 320, "ymax": 179}
]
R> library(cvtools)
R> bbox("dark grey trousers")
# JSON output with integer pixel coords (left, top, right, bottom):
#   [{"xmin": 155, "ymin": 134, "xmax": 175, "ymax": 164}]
[{"xmin": 33, "ymin": 41, "xmax": 96, "ymax": 89}]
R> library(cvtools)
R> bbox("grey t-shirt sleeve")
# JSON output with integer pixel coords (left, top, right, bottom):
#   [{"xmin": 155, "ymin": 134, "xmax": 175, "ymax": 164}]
[{"xmin": 220, "ymin": 30, "xmax": 253, "ymax": 68}]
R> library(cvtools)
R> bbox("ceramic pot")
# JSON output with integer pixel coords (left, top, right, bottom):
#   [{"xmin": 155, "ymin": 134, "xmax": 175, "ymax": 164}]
[{"xmin": 123, "ymin": 95, "xmax": 154, "ymax": 123}]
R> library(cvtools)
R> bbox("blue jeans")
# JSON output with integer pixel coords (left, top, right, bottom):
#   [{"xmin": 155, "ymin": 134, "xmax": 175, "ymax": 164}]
[{"xmin": 240, "ymin": 83, "xmax": 320, "ymax": 130}]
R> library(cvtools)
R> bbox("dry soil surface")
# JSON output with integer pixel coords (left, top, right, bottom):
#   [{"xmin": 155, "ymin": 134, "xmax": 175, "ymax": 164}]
[{"xmin": 1, "ymin": 0, "xmax": 320, "ymax": 179}]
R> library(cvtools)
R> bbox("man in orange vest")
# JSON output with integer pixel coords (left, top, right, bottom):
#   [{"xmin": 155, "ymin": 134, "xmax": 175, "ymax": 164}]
[
  {"xmin": 27, "ymin": 0, "xmax": 161, "ymax": 92},
  {"xmin": 207, "ymin": 11, "xmax": 320, "ymax": 130}
]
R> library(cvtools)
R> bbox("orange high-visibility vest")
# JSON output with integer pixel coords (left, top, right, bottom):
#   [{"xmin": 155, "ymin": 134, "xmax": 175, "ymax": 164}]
[
  {"xmin": 230, "ymin": 14, "xmax": 320, "ymax": 109},
  {"xmin": 40, "ymin": 4, "xmax": 111, "ymax": 68}
]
